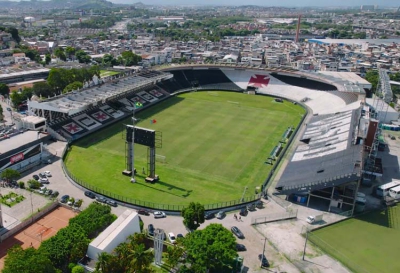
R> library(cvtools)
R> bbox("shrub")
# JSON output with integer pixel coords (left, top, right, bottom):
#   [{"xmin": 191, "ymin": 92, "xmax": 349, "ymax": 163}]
[
  {"xmin": 71, "ymin": 265, "xmax": 85, "ymax": 273},
  {"xmin": 18, "ymin": 181, "xmax": 25, "ymax": 189}
]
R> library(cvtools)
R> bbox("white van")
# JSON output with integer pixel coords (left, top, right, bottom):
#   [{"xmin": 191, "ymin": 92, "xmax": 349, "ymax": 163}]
[
  {"xmin": 376, "ymin": 181, "xmax": 400, "ymax": 197},
  {"xmin": 389, "ymin": 185, "xmax": 400, "ymax": 199}
]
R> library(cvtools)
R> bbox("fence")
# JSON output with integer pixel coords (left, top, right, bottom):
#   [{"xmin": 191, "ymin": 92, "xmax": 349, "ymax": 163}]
[
  {"xmin": 61, "ymin": 156, "xmax": 260, "ymax": 212},
  {"xmin": 308, "ymin": 232, "xmax": 371, "ymax": 273},
  {"xmin": 251, "ymin": 209, "xmax": 298, "ymax": 225},
  {"xmin": 0, "ymin": 201, "xmax": 59, "ymax": 242}
]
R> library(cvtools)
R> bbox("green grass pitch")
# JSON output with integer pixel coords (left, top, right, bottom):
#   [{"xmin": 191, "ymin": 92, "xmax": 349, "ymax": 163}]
[
  {"xmin": 310, "ymin": 204, "xmax": 400, "ymax": 273},
  {"xmin": 65, "ymin": 91, "xmax": 305, "ymax": 206}
]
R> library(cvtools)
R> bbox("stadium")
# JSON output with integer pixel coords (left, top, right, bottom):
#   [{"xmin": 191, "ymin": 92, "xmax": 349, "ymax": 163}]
[{"xmin": 25, "ymin": 64, "xmax": 379, "ymax": 213}]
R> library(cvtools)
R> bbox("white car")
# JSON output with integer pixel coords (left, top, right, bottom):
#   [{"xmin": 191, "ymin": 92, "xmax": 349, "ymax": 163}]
[
  {"xmin": 168, "ymin": 232, "xmax": 176, "ymax": 244},
  {"xmin": 356, "ymin": 192, "xmax": 366, "ymax": 198},
  {"xmin": 44, "ymin": 171, "xmax": 52, "ymax": 177},
  {"xmin": 153, "ymin": 211, "xmax": 166, "ymax": 218},
  {"xmin": 67, "ymin": 198, "xmax": 75, "ymax": 206},
  {"xmin": 40, "ymin": 177, "xmax": 49, "ymax": 184}
]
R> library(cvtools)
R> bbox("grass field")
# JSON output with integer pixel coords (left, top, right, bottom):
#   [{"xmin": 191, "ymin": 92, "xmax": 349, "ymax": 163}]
[
  {"xmin": 65, "ymin": 91, "xmax": 305, "ymax": 206},
  {"xmin": 309, "ymin": 204, "xmax": 400, "ymax": 273}
]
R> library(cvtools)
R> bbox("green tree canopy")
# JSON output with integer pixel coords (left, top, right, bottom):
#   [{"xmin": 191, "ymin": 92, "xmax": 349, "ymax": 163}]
[
  {"xmin": 54, "ymin": 47, "xmax": 66, "ymax": 61},
  {"xmin": 75, "ymin": 50, "xmax": 91, "ymax": 64},
  {"xmin": 120, "ymin": 51, "xmax": 142, "ymax": 66},
  {"xmin": 39, "ymin": 223, "xmax": 90, "ymax": 270},
  {"xmin": 182, "ymin": 202, "xmax": 205, "ymax": 230},
  {"xmin": 69, "ymin": 202, "xmax": 116, "ymax": 238},
  {"xmin": 365, "ymin": 70, "xmax": 379, "ymax": 93},
  {"xmin": 183, "ymin": 224, "xmax": 237, "ymax": 273},
  {"xmin": 3, "ymin": 245, "xmax": 56, "ymax": 273},
  {"xmin": 1, "ymin": 169, "xmax": 21, "ymax": 182},
  {"xmin": 63, "ymin": 81, "xmax": 83, "ymax": 94},
  {"xmin": 32, "ymin": 82, "xmax": 53, "ymax": 98},
  {"xmin": 71, "ymin": 265, "xmax": 85, "ymax": 273},
  {"xmin": 0, "ymin": 83, "xmax": 10, "ymax": 97}
]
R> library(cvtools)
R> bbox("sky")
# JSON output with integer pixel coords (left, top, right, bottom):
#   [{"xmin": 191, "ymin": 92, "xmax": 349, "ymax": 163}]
[{"xmin": 110, "ymin": 0, "xmax": 399, "ymax": 7}]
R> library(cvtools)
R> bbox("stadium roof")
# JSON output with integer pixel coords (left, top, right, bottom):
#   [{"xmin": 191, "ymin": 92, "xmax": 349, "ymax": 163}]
[
  {"xmin": 276, "ymin": 108, "xmax": 363, "ymax": 195},
  {"xmin": 28, "ymin": 71, "xmax": 172, "ymax": 115}
]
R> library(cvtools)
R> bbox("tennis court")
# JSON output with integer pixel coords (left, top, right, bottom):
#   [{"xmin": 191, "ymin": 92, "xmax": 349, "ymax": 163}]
[{"xmin": 0, "ymin": 206, "xmax": 77, "ymax": 270}]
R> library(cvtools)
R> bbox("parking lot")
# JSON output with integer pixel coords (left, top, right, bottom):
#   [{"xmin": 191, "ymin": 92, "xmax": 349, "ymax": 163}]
[{"xmin": 6, "ymin": 139, "xmax": 356, "ymax": 272}]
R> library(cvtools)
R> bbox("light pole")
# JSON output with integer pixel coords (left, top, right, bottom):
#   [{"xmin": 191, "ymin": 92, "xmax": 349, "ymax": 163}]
[{"xmin": 261, "ymin": 237, "xmax": 267, "ymax": 268}]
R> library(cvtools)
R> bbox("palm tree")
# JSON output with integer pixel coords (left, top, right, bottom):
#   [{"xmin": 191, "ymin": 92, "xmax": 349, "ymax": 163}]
[
  {"xmin": 95, "ymin": 252, "xmax": 112, "ymax": 273},
  {"xmin": 128, "ymin": 244, "xmax": 153, "ymax": 273},
  {"xmin": 114, "ymin": 242, "xmax": 131, "ymax": 271}
]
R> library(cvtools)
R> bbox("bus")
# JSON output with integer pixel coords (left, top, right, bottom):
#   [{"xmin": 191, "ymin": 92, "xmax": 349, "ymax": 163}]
[
  {"xmin": 389, "ymin": 185, "xmax": 400, "ymax": 199},
  {"xmin": 376, "ymin": 180, "xmax": 400, "ymax": 197}
]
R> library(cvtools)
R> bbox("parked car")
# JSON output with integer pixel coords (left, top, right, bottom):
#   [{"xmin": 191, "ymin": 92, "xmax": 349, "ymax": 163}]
[
  {"xmin": 258, "ymin": 254, "xmax": 270, "ymax": 267},
  {"xmin": 239, "ymin": 207, "xmax": 248, "ymax": 216},
  {"xmin": 153, "ymin": 211, "xmax": 166, "ymax": 218},
  {"xmin": 247, "ymin": 203, "xmax": 256, "ymax": 211},
  {"xmin": 44, "ymin": 171, "xmax": 52, "ymax": 177},
  {"xmin": 137, "ymin": 209, "xmax": 150, "ymax": 216},
  {"xmin": 255, "ymin": 201, "xmax": 263, "ymax": 209},
  {"xmin": 168, "ymin": 232, "xmax": 177, "ymax": 244},
  {"xmin": 33, "ymin": 175, "xmax": 39, "ymax": 181},
  {"xmin": 96, "ymin": 196, "xmax": 107, "ymax": 203},
  {"xmin": 204, "ymin": 211, "xmax": 215, "ymax": 220},
  {"xmin": 45, "ymin": 189, "xmax": 53, "ymax": 196},
  {"xmin": 60, "ymin": 195, "xmax": 69, "ymax": 203},
  {"xmin": 39, "ymin": 187, "xmax": 47, "ymax": 194},
  {"xmin": 177, "ymin": 234, "xmax": 184, "ymax": 239},
  {"xmin": 40, "ymin": 177, "xmax": 49, "ymax": 184},
  {"xmin": 84, "ymin": 191, "xmax": 96, "ymax": 199},
  {"xmin": 51, "ymin": 191, "xmax": 59, "ymax": 198},
  {"xmin": 73, "ymin": 199, "xmax": 82, "ymax": 208},
  {"xmin": 39, "ymin": 172, "xmax": 46, "ymax": 178},
  {"xmin": 231, "ymin": 226, "xmax": 244, "ymax": 239},
  {"xmin": 236, "ymin": 243, "xmax": 246, "ymax": 252},
  {"xmin": 148, "ymin": 224, "xmax": 155, "ymax": 236},
  {"xmin": 106, "ymin": 200, "xmax": 118, "ymax": 207},
  {"xmin": 216, "ymin": 210, "xmax": 226, "ymax": 219}
]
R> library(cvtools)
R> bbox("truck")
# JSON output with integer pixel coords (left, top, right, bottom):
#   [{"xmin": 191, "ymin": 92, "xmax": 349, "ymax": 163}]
[{"xmin": 306, "ymin": 214, "xmax": 323, "ymax": 224}]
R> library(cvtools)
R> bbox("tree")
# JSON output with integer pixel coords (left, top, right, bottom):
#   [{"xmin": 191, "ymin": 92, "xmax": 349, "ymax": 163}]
[
  {"xmin": 8, "ymin": 27, "xmax": 21, "ymax": 43},
  {"xmin": 182, "ymin": 202, "xmax": 205, "ymax": 230},
  {"xmin": 75, "ymin": 50, "xmax": 91, "ymax": 64},
  {"xmin": 54, "ymin": 47, "xmax": 66, "ymax": 61},
  {"xmin": 120, "ymin": 51, "xmax": 142, "ymax": 66},
  {"xmin": 27, "ymin": 179, "xmax": 41, "ymax": 189},
  {"xmin": 166, "ymin": 245, "xmax": 184, "ymax": 269},
  {"xmin": 47, "ymin": 68, "xmax": 69, "ymax": 92},
  {"xmin": 65, "ymin": 46, "xmax": 76, "ymax": 59},
  {"xmin": 128, "ymin": 244, "xmax": 153, "ymax": 272},
  {"xmin": 95, "ymin": 252, "xmax": 113, "ymax": 273},
  {"xmin": 32, "ymin": 82, "xmax": 54, "ymax": 98},
  {"xmin": 102, "ymin": 54, "xmax": 117, "ymax": 67},
  {"xmin": 365, "ymin": 70, "xmax": 379, "ymax": 93},
  {"xmin": 63, "ymin": 81, "xmax": 83, "ymax": 94},
  {"xmin": 71, "ymin": 265, "xmax": 85, "ymax": 273},
  {"xmin": 3, "ymin": 245, "xmax": 56, "ymax": 273},
  {"xmin": 45, "ymin": 54, "xmax": 51, "ymax": 65},
  {"xmin": 39, "ymin": 223, "xmax": 90, "ymax": 270},
  {"xmin": 1, "ymin": 169, "xmax": 21, "ymax": 183},
  {"xmin": 183, "ymin": 224, "xmax": 237, "ymax": 273},
  {"xmin": 0, "ymin": 83, "xmax": 10, "ymax": 97}
]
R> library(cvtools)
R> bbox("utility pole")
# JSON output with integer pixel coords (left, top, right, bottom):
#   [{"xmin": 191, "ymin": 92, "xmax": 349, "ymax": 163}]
[{"xmin": 261, "ymin": 237, "xmax": 267, "ymax": 267}]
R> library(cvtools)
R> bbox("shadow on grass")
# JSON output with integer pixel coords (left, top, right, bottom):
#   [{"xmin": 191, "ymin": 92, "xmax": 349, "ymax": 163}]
[
  {"xmin": 135, "ymin": 180, "xmax": 192, "ymax": 199},
  {"xmin": 73, "ymin": 96, "xmax": 185, "ymax": 149},
  {"xmin": 355, "ymin": 208, "xmax": 392, "ymax": 229}
]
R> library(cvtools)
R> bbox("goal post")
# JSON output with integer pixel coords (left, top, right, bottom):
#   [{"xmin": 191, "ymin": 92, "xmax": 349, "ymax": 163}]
[{"xmin": 156, "ymin": 154, "xmax": 166, "ymax": 163}]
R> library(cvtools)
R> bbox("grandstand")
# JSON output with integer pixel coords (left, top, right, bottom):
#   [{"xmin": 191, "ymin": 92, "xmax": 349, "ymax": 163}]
[{"xmin": 275, "ymin": 108, "xmax": 364, "ymax": 214}]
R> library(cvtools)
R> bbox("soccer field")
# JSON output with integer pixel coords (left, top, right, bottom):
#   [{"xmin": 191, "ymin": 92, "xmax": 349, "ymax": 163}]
[
  {"xmin": 65, "ymin": 91, "xmax": 305, "ymax": 206},
  {"xmin": 310, "ymin": 205, "xmax": 400, "ymax": 273}
]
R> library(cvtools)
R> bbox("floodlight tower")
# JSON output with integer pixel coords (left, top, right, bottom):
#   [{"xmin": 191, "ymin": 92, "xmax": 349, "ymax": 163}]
[{"xmin": 130, "ymin": 105, "xmax": 140, "ymax": 183}]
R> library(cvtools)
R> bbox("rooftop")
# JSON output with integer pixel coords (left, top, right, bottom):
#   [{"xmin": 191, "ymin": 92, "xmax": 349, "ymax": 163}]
[{"xmin": 0, "ymin": 130, "xmax": 46, "ymax": 155}]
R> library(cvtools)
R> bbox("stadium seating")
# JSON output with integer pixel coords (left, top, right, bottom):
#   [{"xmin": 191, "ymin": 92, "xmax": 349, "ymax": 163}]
[{"xmin": 270, "ymin": 73, "xmax": 337, "ymax": 91}]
